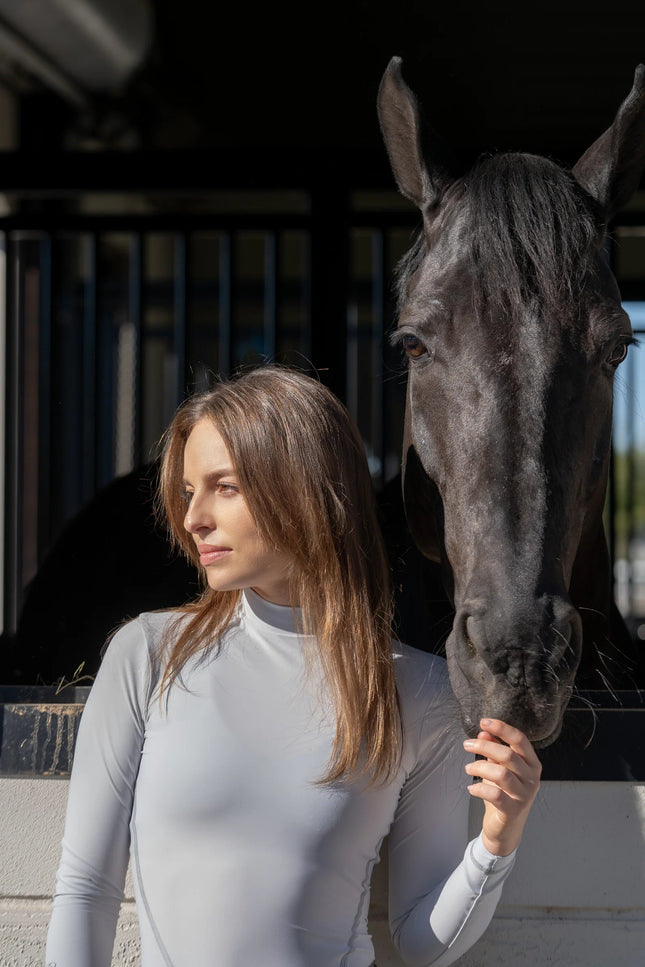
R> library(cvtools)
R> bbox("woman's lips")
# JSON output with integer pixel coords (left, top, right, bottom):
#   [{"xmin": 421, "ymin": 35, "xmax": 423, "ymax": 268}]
[{"xmin": 197, "ymin": 545, "xmax": 232, "ymax": 566}]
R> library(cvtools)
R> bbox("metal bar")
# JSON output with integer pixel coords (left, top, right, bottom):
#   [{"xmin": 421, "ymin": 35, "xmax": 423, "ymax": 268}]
[
  {"xmin": 607, "ymin": 447, "xmax": 616, "ymax": 587},
  {"xmin": 625, "ymin": 346, "xmax": 636, "ymax": 615},
  {"xmin": 173, "ymin": 232, "xmax": 188, "ymax": 404},
  {"xmin": 0, "ymin": 213, "xmax": 315, "ymax": 233},
  {"xmin": 264, "ymin": 232, "xmax": 277, "ymax": 361},
  {"xmin": 606, "ymin": 236, "xmax": 619, "ymax": 598},
  {"xmin": 302, "ymin": 232, "xmax": 313, "ymax": 366},
  {"xmin": 0, "ymin": 233, "xmax": 6, "ymax": 635},
  {"xmin": 129, "ymin": 233, "xmax": 144, "ymax": 466},
  {"xmin": 218, "ymin": 233, "xmax": 232, "ymax": 378},
  {"xmin": 346, "ymin": 300, "xmax": 358, "ymax": 424},
  {"xmin": 94, "ymin": 235, "xmax": 114, "ymax": 491},
  {"xmin": 37, "ymin": 235, "xmax": 52, "ymax": 559},
  {"xmin": 82, "ymin": 234, "xmax": 97, "ymax": 501},
  {"xmin": 4, "ymin": 235, "xmax": 23, "ymax": 633},
  {"xmin": 371, "ymin": 229, "xmax": 385, "ymax": 490}
]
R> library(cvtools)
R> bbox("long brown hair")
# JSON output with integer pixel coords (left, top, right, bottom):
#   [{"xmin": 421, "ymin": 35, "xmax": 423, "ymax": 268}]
[{"xmin": 157, "ymin": 365, "xmax": 400, "ymax": 783}]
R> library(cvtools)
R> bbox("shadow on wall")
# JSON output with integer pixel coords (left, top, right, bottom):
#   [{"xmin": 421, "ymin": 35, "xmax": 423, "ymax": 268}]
[{"xmin": 3, "ymin": 462, "xmax": 200, "ymax": 686}]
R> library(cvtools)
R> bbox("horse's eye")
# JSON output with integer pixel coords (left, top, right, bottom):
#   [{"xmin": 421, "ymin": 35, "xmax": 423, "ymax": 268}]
[
  {"xmin": 607, "ymin": 340, "xmax": 630, "ymax": 368},
  {"xmin": 402, "ymin": 335, "xmax": 427, "ymax": 358}
]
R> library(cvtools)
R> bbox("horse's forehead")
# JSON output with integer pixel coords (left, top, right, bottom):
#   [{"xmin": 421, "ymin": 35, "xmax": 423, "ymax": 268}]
[
  {"xmin": 404, "ymin": 206, "xmax": 625, "ymax": 348},
  {"xmin": 405, "ymin": 219, "xmax": 473, "ymax": 307},
  {"xmin": 427, "ymin": 191, "xmax": 472, "ymax": 250}
]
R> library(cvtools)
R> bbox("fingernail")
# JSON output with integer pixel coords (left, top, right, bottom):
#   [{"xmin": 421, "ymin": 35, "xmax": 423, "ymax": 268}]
[
  {"xmin": 481, "ymin": 718, "xmax": 492, "ymax": 727},
  {"xmin": 463, "ymin": 740, "xmax": 475, "ymax": 749}
]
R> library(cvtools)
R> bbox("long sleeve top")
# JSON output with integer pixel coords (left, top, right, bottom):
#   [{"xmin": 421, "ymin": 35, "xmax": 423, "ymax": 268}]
[{"xmin": 45, "ymin": 588, "xmax": 515, "ymax": 967}]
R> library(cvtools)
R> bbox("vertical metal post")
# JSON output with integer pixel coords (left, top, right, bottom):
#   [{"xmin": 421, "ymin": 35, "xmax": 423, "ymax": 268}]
[
  {"xmin": 0, "ymin": 233, "xmax": 7, "ymax": 635},
  {"xmin": 4, "ymin": 236, "xmax": 23, "ymax": 633},
  {"xmin": 301, "ymin": 231, "xmax": 313, "ymax": 366},
  {"xmin": 264, "ymin": 232, "xmax": 277, "ymax": 361},
  {"xmin": 626, "ymin": 345, "xmax": 636, "ymax": 616},
  {"xmin": 606, "ymin": 235, "xmax": 618, "ymax": 598},
  {"xmin": 218, "ymin": 233, "xmax": 232, "ymax": 377},
  {"xmin": 82, "ymin": 233, "xmax": 97, "ymax": 501},
  {"xmin": 37, "ymin": 234, "xmax": 52, "ymax": 561},
  {"xmin": 130, "ymin": 233, "xmax": 143, "ymax": 466},
  {"xmin": 607, "ymin": 445, "xmax": 616, "ymax": 584},
  {"xmin": 371, "ymin": 229, "xmax": 386, "ymax": 489},
  {"xmin": 174, "ymin": 232, "xmax": 188, "ymax": 404},
  {"xmin": 346, "ymin": 300, "xmax": 358, "ymax": 424},
  {"xmin": 95, "ymin": 235, "xmax": 114, "ymax": 490}
]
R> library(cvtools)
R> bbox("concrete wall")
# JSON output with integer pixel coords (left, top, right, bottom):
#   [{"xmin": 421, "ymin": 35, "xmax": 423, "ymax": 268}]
[{"xmin": 1, "ymin": 778, "xmax": 644, "ymax": 966}]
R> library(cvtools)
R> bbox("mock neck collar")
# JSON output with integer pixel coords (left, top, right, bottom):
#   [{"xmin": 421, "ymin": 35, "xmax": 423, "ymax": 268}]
[{"xmin": 242, "ymin": 587, "xmax": 303, "ymax": 635}]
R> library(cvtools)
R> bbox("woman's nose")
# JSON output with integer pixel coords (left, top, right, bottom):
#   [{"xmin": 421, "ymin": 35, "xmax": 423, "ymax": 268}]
[
  {"xmin": 184, "ymin": 507, "xmax": 195, "ymax": 533},
  {"xmin": 184, "ymin": 495, "xmax": 213, "ymax": 534}
]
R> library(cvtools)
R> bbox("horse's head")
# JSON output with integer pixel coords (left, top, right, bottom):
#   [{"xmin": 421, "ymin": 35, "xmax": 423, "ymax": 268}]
[{"xmin": 378, "ymin": 58, "xmax": 645, "ymax": 746}]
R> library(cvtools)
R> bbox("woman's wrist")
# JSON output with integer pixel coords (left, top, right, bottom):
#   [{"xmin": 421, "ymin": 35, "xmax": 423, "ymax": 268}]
[{"xmin": 481, "ymin": 825, "xmax": 522, "ymax": 857}]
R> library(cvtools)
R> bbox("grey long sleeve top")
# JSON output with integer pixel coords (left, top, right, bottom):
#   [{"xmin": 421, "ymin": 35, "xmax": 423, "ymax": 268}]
[{"xmin": 46, "ymin": 588, "xmax": 515, "ymax": 967}]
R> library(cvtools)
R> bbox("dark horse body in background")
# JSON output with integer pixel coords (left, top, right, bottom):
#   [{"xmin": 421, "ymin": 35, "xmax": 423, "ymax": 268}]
[{"xmin": 378, "ymin": 57, "xmax": 645, "ymax": 747}]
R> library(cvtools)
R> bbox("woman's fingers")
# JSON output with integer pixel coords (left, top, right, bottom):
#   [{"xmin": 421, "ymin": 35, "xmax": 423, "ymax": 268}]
[
  {"xmin": 463, "ymin": 718, "xmax": 542, "ymax": 856},
  {"xmin": 475, "ymin": 718, "xmax": 542, "ymax": 768},
  {"xmin": 464, "ymin": 743, "xmax": 538, "ymax": 793},
  {"xmin": 465, "ymin": 758, "xmax": 525, "ymax": 799},
  {"xmin": 464, "ymin": 719, "xmax": 542, "ymax": 785}
]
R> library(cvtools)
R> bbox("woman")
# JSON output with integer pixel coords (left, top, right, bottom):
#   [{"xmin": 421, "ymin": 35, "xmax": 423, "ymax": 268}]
[{"xmin": 45, "ymin": 365, "xmax": 541, "ymax": 967}]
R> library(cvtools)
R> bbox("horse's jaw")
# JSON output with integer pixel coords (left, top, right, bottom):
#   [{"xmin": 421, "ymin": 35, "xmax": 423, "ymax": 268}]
[{"xmin": 402, "ymin": 441, "xmax": 444, "ymax": 564}]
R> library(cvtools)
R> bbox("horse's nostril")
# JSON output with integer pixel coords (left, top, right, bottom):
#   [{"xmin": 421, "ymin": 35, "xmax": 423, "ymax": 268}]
[
  {"xmin": 464, "ymin": 635, "xmax": 477, "ymax": 659},
  {"xmin": 464, "ymin": 617, "xmax": 478, "ymax": 658}
]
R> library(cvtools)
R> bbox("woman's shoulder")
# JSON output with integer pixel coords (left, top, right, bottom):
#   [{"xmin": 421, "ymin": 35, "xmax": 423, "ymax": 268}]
[
  {"xmin": 100, "ymin": 608, "xmax": 189, "ymax": 679},
  {"xmin": 104, "ymin": 608, "xmax": 184, "ymax": 651},
  {"xmin": 137, "ymin": 607, "xmax": 190, "ymax": 639},
  {"xmin": 393, "ymin": 640, "xmax": 451, "ymax": 695},
  {"xmin": 393, "ymin": 640, "xmax": 462, "ymax": 751}
]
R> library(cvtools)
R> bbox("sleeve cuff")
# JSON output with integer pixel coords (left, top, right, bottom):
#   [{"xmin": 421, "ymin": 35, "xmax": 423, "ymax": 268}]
[{"xmin": 470, "ymin": 832, "xmax": 517, "ymax": 874}]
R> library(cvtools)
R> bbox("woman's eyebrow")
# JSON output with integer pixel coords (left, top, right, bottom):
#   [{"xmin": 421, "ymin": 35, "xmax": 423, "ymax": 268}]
[{"xmin": 182, "ymin": 467, "xmax": 237, "ymax": 486}]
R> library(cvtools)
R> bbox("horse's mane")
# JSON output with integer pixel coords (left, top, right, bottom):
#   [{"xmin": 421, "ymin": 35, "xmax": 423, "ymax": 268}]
[{"xmin": 395, "ymin": 153, "xmax": 603, "ymax": 318}]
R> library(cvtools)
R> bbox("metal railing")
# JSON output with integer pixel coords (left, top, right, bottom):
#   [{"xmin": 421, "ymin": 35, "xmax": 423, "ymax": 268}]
[{"xmin": 1, "ymin": 195, "xmax": 643, "ymax": 643}]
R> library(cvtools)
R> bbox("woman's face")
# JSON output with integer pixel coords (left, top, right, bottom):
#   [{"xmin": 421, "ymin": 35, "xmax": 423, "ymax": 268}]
[{"xmin": 182, "ymin": 418, "xmax": 294, "ymax": 605}]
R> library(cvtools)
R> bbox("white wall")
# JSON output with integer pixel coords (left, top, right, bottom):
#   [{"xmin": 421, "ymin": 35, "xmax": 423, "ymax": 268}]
[
  {"xmin": 1, "ymin": 778, "xmax": 644, "ymax": 966},
  {"xmin": 0, "ymin": 778, "xmax": 139, "ymax": 965}
]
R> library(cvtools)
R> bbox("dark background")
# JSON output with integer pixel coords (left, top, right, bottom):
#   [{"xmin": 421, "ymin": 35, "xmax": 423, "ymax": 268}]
[{"xmin": 13, "ymin": 2, "xmax": 645, "ymax": 177}]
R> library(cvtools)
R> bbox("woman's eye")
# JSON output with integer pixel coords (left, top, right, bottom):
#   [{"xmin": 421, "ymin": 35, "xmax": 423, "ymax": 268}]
[
  {"xmin": 607, "ymin": 341, "xmax": 630, "ymax": 368},
  {"xmin": 182, "ymin": 490, "xmax": 193, "ymax": 506},
  {"xmin": 216, "ymin": 482, "xmax": 239, "ymax": 495},
  {"xmin": 402, "ymin": 334, "xmax": 427, "ymax": 358}
]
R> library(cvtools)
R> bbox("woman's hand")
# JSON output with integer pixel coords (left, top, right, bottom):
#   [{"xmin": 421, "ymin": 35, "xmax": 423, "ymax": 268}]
[{"xmin": 463, "ymin": 718, "xmax": 542, "ymax": 857}]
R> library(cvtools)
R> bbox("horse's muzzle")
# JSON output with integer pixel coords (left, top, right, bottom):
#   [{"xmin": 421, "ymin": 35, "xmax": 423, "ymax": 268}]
[{"xmin": 447, "ymin": 595, "xmax": 583, "ymax": 744}]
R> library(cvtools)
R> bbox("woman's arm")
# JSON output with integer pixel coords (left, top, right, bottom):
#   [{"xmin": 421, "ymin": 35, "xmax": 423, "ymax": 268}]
[
  {"xmin": 388, "ymin": 696, "xmax": 540, "ymax": 967},
  {"xmin": 45, "ymin": 617, "xmax": 153, "ymax": 967}
]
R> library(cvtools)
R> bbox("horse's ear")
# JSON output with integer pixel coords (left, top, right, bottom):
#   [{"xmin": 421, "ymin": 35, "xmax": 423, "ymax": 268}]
[
  {"xmin": 377, "ymin": 56, "xmax": 454, "ymax": 211},
  {"xmin": 572, "ymin": 64, "xmax": 645, "ymax": 222}
]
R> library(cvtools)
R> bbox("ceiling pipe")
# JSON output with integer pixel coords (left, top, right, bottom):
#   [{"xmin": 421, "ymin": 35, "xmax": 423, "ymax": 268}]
[{"xmin": 0, "ymin": 0, "xmax": 153, "ymax": 101}]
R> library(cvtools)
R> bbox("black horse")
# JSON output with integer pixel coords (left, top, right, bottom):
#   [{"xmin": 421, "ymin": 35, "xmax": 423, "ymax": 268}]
[{"xmin": 377, "ymin": 57, "xmax": 645, "ymax": 747}]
